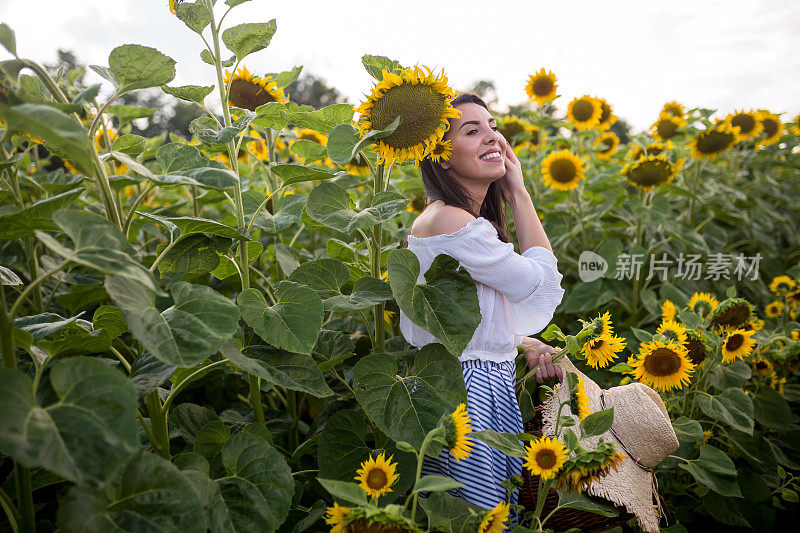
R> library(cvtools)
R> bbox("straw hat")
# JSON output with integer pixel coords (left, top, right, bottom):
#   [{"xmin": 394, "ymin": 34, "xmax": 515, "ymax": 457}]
[{"xmin": 541, "ymin": 358, "xmax": 679, "ymax": 533}]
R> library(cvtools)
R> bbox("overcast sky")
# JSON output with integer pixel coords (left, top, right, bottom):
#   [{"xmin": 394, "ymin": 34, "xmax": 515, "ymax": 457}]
[{"xmin": 2, "ymin": 0, "xmax": 798, "ymax": 133}]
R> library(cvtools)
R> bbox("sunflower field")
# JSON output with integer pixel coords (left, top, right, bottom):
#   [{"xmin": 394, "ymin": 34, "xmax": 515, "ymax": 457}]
[{"xmin": 1, "ymin": 1, "xmax": 799, "ymax": 532}]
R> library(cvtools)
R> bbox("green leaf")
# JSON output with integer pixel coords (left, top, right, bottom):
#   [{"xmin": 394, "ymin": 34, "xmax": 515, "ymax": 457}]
[
  {"xmin": 413, "ymin": 475, "xmax": 464, "ymax": 494},
  {"xmin": 237, "ymin": 282, "xmax": 324, "ymax": 355},
  {"xmin": 361, "ymin": 54, "xmax": 403, "ymax": 81},
  {"xmin": 323, "ymin": 276, "xmax": 393, "ymax": 312},
  {"xmin": 174, "ymin": 1, "xmax": 213, "ymax": 34},
  {"xmin": 247, "ymin": 192, "xmax": 305, "ymax": 234},
  {"xmin": 189, "ymin": 114, "xmax": 255, "ymax": 148},
  {"xmin": 193, "ymin": 420, "xmax": 230, "ymax": 463},
  {"xmin": 672, "ymin": 416, "xmax": 704, "ymax": 444},
  {"xmin": 0, "ymin": 189, "xmax": 82, "ymax": 239},
  {"xmin": 387, "ymin": 249, "xmax": 481, "ymax": 358},
  {"xmin": 141, "ymin": 212, "xmax": 249, "ymax": 240},
  {"xmin": 580, "ymin": 408, "xmax": 614, "ymax": 438},
  {"xmin": 161, "ymin": 84, "xmax": 214, "ymax": 104},
  {"xmin": 271, "ymin": 164, "xmax": 336, "ymax": 186},
  {"xmin": 291, "ymin": 139, "xmax": 329, "ymax": 162},
  {"xmin": 327, "ymin": 116, "xmax": 400, "ymax": 165},
  {"xmin": 0, "ymin": 23, "xmax": 16, "ymax": 55},
  {"xmin": 170, "ymin": 404, "xmax": 219, "ymax": 444},
  {"xmin": 0, "ymin": 104, "xmax": 94, "ymax": 174},
  {"xmin": 111, "ymin": 134, "xmax": 147, "ymax": 157},
  {"xmin": 678, "ymin": 444, "xmax": 741, "ymax": 497},
  {"xmin": 754, "ymin": 386, "xmax": 795, "ymax": 429},
  {"xmin": 696, "ymin": 388, "xmax": 754, "ymax": 435},
  {"xmin": 0, "ymin": 265, "xmax": 22, "ymax": 286},
  {"xmin": 158, "ymin": 234, "xmax": 221, "ymax": 276},
  {"xmin": 270, "ymin": 65, "xmax": 302, "ymax": 87},
  {"xmin": 105, "ymin": 277, "xmax": 239, "ymax": 367},
  {"xmin": 313, "ymin": 329, "xmax": 356, "ymax": 372},
  {"xmin": 288, "ymin": 103, "xmax": 355, "ymax": 135},
  {"xmin": 352, "ymin": 344, "xmax": 467, "ymax": 450},
  {"xmin": 286, "ymin": 258, "xmax": 351, "ymax": 299},
  {"xmin": 306, "ymin": 181, "xmax": 408, "ymax": 234},
  {"xmin": 92, "ymin": 305, "xmax": 128, "ymax": 339},
  {"xmin": 557, "ymin": 490, "xmax": 620, "ymax": 518},
  {"xmin": 108, "ymin": 44, "xmax": 176, "ymax": 93},
  {"xmin": 0, "ymin": 357, "xmax": 138, "ymax": 485},
  {"xmin": 105, "ymin": 104, "xmax": 156, "ymax": 128},
  {"xmin": 253, "ymin": 101, "xmax": 289, "ymax": 129},
  {"xmin": 221, "ymin": 20, "xmax": 277, "ymax": 61},
  {"xmin": 471, "ymin": 429, "xmax": 526, "ymax": 457},
  {"xmin": 210, "ymin": 241, "xmax": 261, "ymax": 280},
  {"xmin": 129, "ymin": 354, "xmax": 176, "ymax": 397},
  {"xmin": 708, "ymin": 360, "xmax": 751, "ymax": 390},
  {"xmin": 316, "ymin": 478, "xmax": 368, "ymax": 506},
  {"xmin": 57, "ymin": 452, "xmax": 205, "ymax": 531},
  {"xmin": 226, "ymin": 0, "xmax": 253, "ymax": 7},
  {"xmin": 417, "ymin": 491, "xmax": 484, "ymax": 533}
]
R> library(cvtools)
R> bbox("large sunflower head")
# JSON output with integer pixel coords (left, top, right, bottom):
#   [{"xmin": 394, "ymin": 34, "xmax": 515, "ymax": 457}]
[
  {"xmin": 709, "ymin": 298, "xmax": 755, "ymax": 331},
  {"xmin": 556, "ymin": 440, "xmax": 625, "ymax": 493},
  {"xmin": 725, "ymin": 109, "xmax": 763, "ymax": 141},
  {"xmin": 525, "ymin": 68, "xmax": 558, "ymax": 106},
  {"xmin": 440, "ymin": 403, "xmax": 474, "ymax": 461},
  {"xmin": 661, "ymin": 299, "xmax": 677, "ymax": 322},
  {"xmin": 497, "ymin": 115, "xmax": 531, "ymax": 144},
  {"xmin": 224, "ymin": 66, "xmax": 287, "ymax": 111},
  {"xmin": 721, "ymin": 329, "xmax": 756, "ymax": 363},
  {"xmin": 567, "ymin": 95, "xmax": 602, "ymax": 131},
  {"xmin": 355, "ymin": 65, "xmax": 460, "ymax": 166},
  {"xmin": 650, "ymin": 111, "xmax": 687, "ymax": 141},
  {"xmin": 756, "ymin": 110, "xmax": 783, "ymax": 148},
  {"xmin": 594, "ymin": 131, "xmax": 620, "ymax": 161},
  {"xmin": 687, "ymin": 292, "xmax": 719, "ymax": 317},
  {"xmin": 594, "ymin": 97, "xmax": 617, "ymax": 131},
  {"xmin": 661, "ymin": 101, "xmax": 686, "ymax": 120},
  {"xmin": 690, "ymin": 120, "xmax": 740, "ymax": 161},
  {"xmin": 685, "ymin": 329, "xmax": 712, "ymax": 365},
  {"xmin": 354, "ymin": 451, "xmax": 400, "ymax": 498},
  {"xmin": 621, "ymin": 154, "xmax": 681, "ymax": 191},
  {"xmin": 581, "ymin": 333, "xmax": 626, "ymax": 369},
  {"xmin": 630, "ymin": 339, "xmax": 695, "ymax": 392},
  {"xmin": 656, "ymin": 320, "xmax": 688, "ymax": 345},
  {"xmin": 477, "ymin": 501, "xmax": 510, "ymax": 533},
  {"xmin": 246, "ymin": 129, "xmax": 271, "ymax": 162},
  {"xmin": 791, "ymin": 113, "xmax": 800, "ymax": 136},
  {"xmin": 523, "ymin": 435, "xmax": 568, "ymax": 480},
  {"xmin": 769, "ymin": 275, "xmax": 796, "ymax": 296},
  {"xmin": 325, "ymin": 502, "xmax": 352, "ymax": 533},
  {"xmin": 541, "ymin": 149, "xmax": 585, "ymax": 191}
]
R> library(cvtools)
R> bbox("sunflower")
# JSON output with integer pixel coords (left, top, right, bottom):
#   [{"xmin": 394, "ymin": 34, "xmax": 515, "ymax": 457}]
[
  {"xmin": 756, "ymin": 110, "xmax": 783, "ymax": 147},
  {"xmin": 581, "ymin": 333, "xmax": 626, "ymax": 369},
  {"xmin": 94, "ymin": 126, "xmax": 118, "ymax": 152},
  {"xmin": 650, "ymin": 112, "xmax": 687, "ymax": 141},
  {"xmin": 525, "ymin": 68, "xmax": 558, "ymax": 106},
  {"xmin": 344, "ymin": 152, "xmax": 372, "ymax": 176},
  {"xmin": 771, "ymin": 375, "xmax": 787, "ymax": 395},
  {"xmin": 427, "ymin": 138, "xmax": 453, "ymax": 163},
  {"xmin": 687, "ymin": 292, "xmax": 719, "ymax": 317},
  {"xmin": 621, "ymin": 154, "xmax": 682, "ymax": 191},
  {"xmin": 567, "ymin": 95, "xmax": 602, "ymax": 131},
  {"xmin": 690, "ymin": 120, "xmax": 740, "ymax": 161},
  {"xmin": 721, "ymin": 329, "xmax": 756, "ymax": 363},
  {"xmin": 709, "ymin": 298, "xmax": 755, "ymax": 331},
  {"xmin": 477, "ymin": 501, "xmax": 510, "ymax": 533},
  {"xmin": 570, "ymin": 375, "xmax": 591, "ymax": 421},
  {"xmin": 703, "ymin": 429, "xmax": 713, "ymax": 443},
  {"xmin": 247, "ymin": 129, "xmax": 270, "ymax": 161},
  {"xmin": 541, "ymin": 149, "xmax": 585, "ymax": 191},
  {"xmin": 661, "ymin": 299, "xmax": 677, "ymax": 322},
  {"xmin": 556, "ymin": 443, "xmax": 625, "ymax": 493},
  {"xmin": 630, "ymin": 339, "xmax": 695, "ymax": 392},
  {"xmin": 168, "ymin": 0, "xmax": 184, "ymax": 15},
  {"xmin": 791, "ymin": 113, "xmax": 800, "ymax": 136},
  {"xmin": 441, "ymin": 403, "xmax": 474, "ymax": 461},
  {"xmin": 685, "ymin": 329, "xmax": 711, "ymax": 365},
  {"xmin": 594, "ymin": 131, "xmax": 620, "ymax": 161},
  {"xmin": 355, "ymin": 65, "xmax": 460, "ymax": 166},
  {"xmin": 406, "ymin": 195, "xmax": 426, "ymax": 214},
  {"xmin": 593, "ymin": 97, "xmax": 617, "ymax": 131},
  {"xmin": 497, "ymin": 115, "xmax": 531, "ymax": 144},
  {"xmin": 661, "ymin": 101, "xmax": 686, "ymax": 119},
  {"xmin": 769, "ymin": 275, "xmax": 796, "ymax": 295},
  {"xmin": 224, "ymin": 66, "xmax": 287, "ymax": 111},
  {"xmin": 657, "ymin": 320, "xmax": 687, "ymax": 345},
  {"xmin": 744, "ymin": 317, "xmax": 765, "ymax": 332},
  {"xmin": 523, "ymin": 435, "xmax": 568, "ymax": 480},
  {"xmin": 354, "ymin": 451, "xmax": 400, "ymax": 498},
  {"xmin": 325, "ymin": 502, "xmax": 352, "ymax": 533},
  {"xmin": 293, "ymin": 127, "xmax": 328, "ymax": 146},
  {"xmin": 785, "ymin": 288, "xmax": 800, "ymax": 310},
  {"xmin": 725, "ymin": 109, "xmax": 763, "ymax": 141},
  {"xmin": 752, "ymin": 358, "xmax": 774, "ymax": 376}
]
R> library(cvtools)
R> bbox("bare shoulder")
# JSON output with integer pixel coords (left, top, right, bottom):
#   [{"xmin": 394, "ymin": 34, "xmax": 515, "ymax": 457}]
[{"xmin": 410, "ymin": 201, "xmax": 477, "ymax": 238}]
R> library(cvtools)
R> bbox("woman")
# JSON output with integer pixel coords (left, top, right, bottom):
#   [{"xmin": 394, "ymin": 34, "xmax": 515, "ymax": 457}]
[{"xmin": 398, "ymin": 93, "xmax": 565, "ymax": 524}]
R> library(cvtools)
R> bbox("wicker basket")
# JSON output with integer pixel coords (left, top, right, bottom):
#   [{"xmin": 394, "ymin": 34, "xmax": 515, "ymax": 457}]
[{"xmin": 517, "ymin": 404, "xmax": 636, "ymax": 532}]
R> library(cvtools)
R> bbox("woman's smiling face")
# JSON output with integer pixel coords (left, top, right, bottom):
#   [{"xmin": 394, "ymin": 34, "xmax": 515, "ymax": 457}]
[{"xmin": 441, "ymin": 102, "xmax": 506, "ymax": 181}]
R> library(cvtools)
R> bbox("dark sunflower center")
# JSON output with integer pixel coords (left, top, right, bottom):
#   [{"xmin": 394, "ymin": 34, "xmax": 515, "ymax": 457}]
[
  {"xmin": 761, "ymin": 118, "xmax": 778, "ymax": 137},
  {"xmin": 726, "ymin": 334, "xmax": 744, "ymax": 352},
  {"xmin": 647, "ymin": 145, "xmax": 665, "ymax": 156},
  {"xmin": 591, "ymin": 338, "xmax": 605, "ymax": 349},
  {"xmin": 628, "ymin": 160, "xmax": 672, "ymax": 187},
  {"xmin": 598, "ymin": 102, "xmax": 611, "ymax": 124},
  {"xmin": 433, "ymin": 143, "xmax": 446, "ymax": 155},
  {"xmin": 643, "ymin": 348, "xmax": 681, "ymax": 377},
  {"xmin": 532, "ymin": 76, "xmax": 554, "ymax": 96},
  {"xmin": 731, "ymin": 115, "xmax": 756, "ymax": 134},
  {"xmin": 755, "ymin": 361, "xmax": 768, "ymax": 371},
  {"xmin": 229, "ymin": 78, "xmax": 276, "ymax": 111},
  {"xmin": 530, "ymin": 129, "xmax": 540, "ymax": 145},
  {"xmin": 657, "ymin": 119, "xmax": 678, "ymax": 139},
  {"xmin": 370, "ymin": 83, "xmax": 446, "ymax": 149},
  {"xmin": 664, "ymin": 106, "xmax": 682, "ymax": 117},
  {"xmin": 711, "ymin": 304, "xmax": 750, "ymax": 329},
  {"xmin": 790, "ymin": 292, "xmax": 800, "ymax": 302},
  {"xmin": 687, "ymin": 337, "xmax": 706, "ymax": 365},
  {"xmin": 549, "ymin": 158, "xmax": 577, "ymax": 183},
  {"xmin": 500, "ymin": 122, "xmax": 524, "ymax": 140},
  {"xmin": 366, "ymin": 468, "xmax": 388, "ymax": 490},
  {"xmin": 572, "ymin": 100, "xmax": 595, "ymax": 122},
  {"xmin": 536, "ymin": 449, "xmax": 557, "ymax": 469},
  {"xmin": 696, "ymin": 129, "xmax": 736, "ymax": 154}
]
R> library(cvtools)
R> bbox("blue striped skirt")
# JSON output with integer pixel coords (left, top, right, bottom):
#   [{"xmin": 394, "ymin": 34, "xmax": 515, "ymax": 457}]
[{"xmin": 419, "ymin": 359, "xmax": 524, "ymax": 530}]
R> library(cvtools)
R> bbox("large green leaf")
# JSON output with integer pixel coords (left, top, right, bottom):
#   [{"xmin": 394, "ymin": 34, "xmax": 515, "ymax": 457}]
[
  {"xmin": 672, "ymin": 416, "xmax": 704, "ymax": 444},
  {"xmin": 221, "ymin": 340, "xmax": 333, "ymax": 398},
  {"xmin": 753, "ymin": 386, "xmax": 795, "ymax": 429},
  {"xmin": 418, "ymin": 491, "xmax": 484, "ymax": 533},
  {"xmin": 107, "ymin": 44, "xmax": 176, "ymax": 93},
  {"xmin": 288, "ymin": 103, "xmax": 354, "ymax": 135},
  {"xmin": 286, "ymin": 258, "xmax": 351, "ymax": 299},
  {"xmin": 306, "ymin": 181, "xmax": 408, "ymax": 234},
  {"xmin": 57, "ymin": 452, "xmax": 205, "ymax": 531},
  {"xmin": 0, "ymin": 357, "xmax": 138, "ymax": 485},
  {"xmin": 161, "ymin": 84, "xmax": 215, "ymax": 104},
  {"xmin": 352, "ymin": 344, "xmax": 467, "ymax": 450},
  {"xmin": 0, "ymin": 189, "xmax": 82, "ymax": 239},
  {"xmin": 237, "ymin": 282, "xmax": 324, "ymax": 355},
  {"xmin": 174, "ymin": 1, "xmax": 213, "ymax": 34},
  {"xmin": 696, "ymin": 387, "xmax": 754, "ymax": 435},
  {"xmin": 247, "ymin": 192, "xmax": 305, "ymax": 234},
  {"xmin": 105, "ymin": 277, "xmax": 239, "ymax": 367},
  {"xmin": 221, "ymin": 20, "xmax": 277, "ymax": 61},
  {"xmin": 158, "ymin": 234, "xmax": 221, "ymax": 276},
  {"xmin": 326, "ymin": 117, "xmax": 400, "ymax": 165},
  {"xmin": 105, "ymin": 105, "xmax": 156, "ymax": 128},
  {"xmin": 323, "ymin": 276, "xmax": 393, "ymax": 312},
  {"xmin": 141, "ymin": 212, "xmax": 249, "ymax": 240},
  {"xmin": 151, "ymin": 143, "xmax": 238, "ymax": 189},
  {"xmin": 387, "ymin": 249, "xmax": 481, "ymax": 358},
  {"xmin": 270, "ymin": 164, "xmax": 336, "ymax": 186},
  {"xmin": 13, "ymin": 312, "xmax": 110, "ymax": 357},
  {"xmin": 678, "ymin": 444, "xmax": 741, "ymax": 497}
]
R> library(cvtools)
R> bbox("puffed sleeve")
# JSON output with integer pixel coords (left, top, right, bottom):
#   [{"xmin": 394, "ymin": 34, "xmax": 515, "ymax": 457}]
[{"xmin": 436, "ymin": 220, "xmax": 565, "ymax": 336}]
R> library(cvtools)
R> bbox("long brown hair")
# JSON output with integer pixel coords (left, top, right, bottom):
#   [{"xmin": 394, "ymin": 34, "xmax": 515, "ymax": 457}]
[{"xmin": 417, "ymin": 92, "xmax": 510, "ymax": 243}]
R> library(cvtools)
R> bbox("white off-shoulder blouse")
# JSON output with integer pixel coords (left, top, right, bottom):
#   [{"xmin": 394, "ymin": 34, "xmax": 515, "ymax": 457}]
[{"xmin": 398, "ymin": 216, "xmax": 566, "ymax": 363}]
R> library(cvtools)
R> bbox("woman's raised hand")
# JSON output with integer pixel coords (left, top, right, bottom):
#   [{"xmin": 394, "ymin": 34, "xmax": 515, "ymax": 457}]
[
  {"xmin": 497, "ymin": 134, "xmax": 525, "ymax": 198},
  {"xmin": 523, "ymin": 338, "xmax": 563, "ymax": 384}
]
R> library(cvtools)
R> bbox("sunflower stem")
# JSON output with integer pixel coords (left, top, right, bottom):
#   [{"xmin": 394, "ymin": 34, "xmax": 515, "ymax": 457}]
[
  {"xmin": 370, "ymin": 162, "xmax": 386, "ymax": 354},
  {"xmin": 249, "ymin": 374, "xmax": 265, "ymax": 424},
  {"xmin": 409, "ymin": 427, "xmax": 442, "ymax": 523},
  {"xmin": 14, "ymin": 463, "xmax": 34, "ymax": 533}
]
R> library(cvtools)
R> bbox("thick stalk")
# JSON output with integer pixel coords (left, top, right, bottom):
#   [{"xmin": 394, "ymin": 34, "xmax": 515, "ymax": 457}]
[
  {"xmin": 287, "ymin": 389, "xmax": 298, "ymax": 451},
  {"xmin": 144, "ymin": 391, "xmax": 170, "ymax": 459},
  {"xmin": 249, "ymin": 374, "xmax": 265, "ymax": 424},
  {"xmin": 409, "ymin": 428, "xmax": 441, "ymax": 523},
  {"xmin": 24, "ymin": 239, "xmax": 42, "ymax": 314},
  {"xmin": 0, "ymin": 285, "xmax": 16, "ymax": 370},
  {"xmin": 14, "ymin": 463, "xmax": 34, "ymax": 533},
  {"xmin": 370, "ymin": 163, "xmax": 386, "ymax": 353}
]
